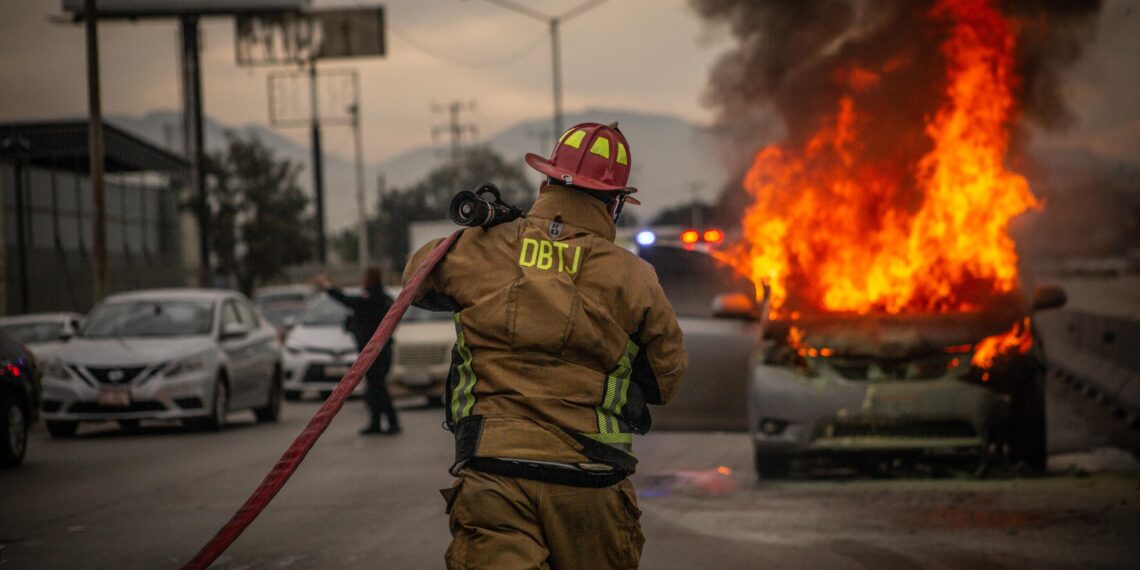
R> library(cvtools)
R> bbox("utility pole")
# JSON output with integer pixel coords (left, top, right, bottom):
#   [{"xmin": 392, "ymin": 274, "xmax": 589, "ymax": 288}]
[
  {"xmin": 84, "ymin": 0, "xmax": 107, "ymax": 303},
  {"xmin": 180, "ymin": 15, "xmax": 209, "ymax": 286},
  {"xmin": 469, "ymin": 0, "xmax": 610, "ymax": 137},
  {"xmin": 309, "ymin": 60, "xmax": 328, "ymax": 265},
  {"xmin": 431, "ymin": 101, "xmax": 477, "ymax": 166},
  {"xmin": 349, "ymin": 96, "xmax": 368, "ymax": 267}
]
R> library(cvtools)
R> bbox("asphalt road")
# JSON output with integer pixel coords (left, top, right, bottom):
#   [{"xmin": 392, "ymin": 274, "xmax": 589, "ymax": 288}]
[{"xmin": 2, "ymin": 377, "xmax": 1138, "ymax": 569}]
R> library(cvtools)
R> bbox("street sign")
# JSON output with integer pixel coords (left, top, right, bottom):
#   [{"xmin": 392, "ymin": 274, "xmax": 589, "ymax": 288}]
[
  {"xmin": 235, "ymin": 6, "xmax": 386, "ymax": 66},
  {"xmin": 62, "ymin": 0, "xmax": 308, "ymax": 17}
]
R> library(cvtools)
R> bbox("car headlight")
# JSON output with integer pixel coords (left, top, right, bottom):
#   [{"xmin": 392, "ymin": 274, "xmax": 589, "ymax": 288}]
[
  {"xmin": 284, "ymin": 340, "xmax": 304, "ymax": 356},
  {"xmin": 164, "ymin": 352, "xmax": 210, "ymax": 377},
  {"xmin": 43, "ymin": 358, "xmax": 73, "ymax": 382}
]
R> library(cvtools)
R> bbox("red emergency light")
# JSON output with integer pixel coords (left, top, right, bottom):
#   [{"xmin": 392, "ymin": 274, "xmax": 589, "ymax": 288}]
[
  {"xmin": 680, "ymin": 229, "xmax": 700, "ymax": 244},
  {"xmin": 703, "ymin": 229, "xmax": 724, "ymax": 244}
]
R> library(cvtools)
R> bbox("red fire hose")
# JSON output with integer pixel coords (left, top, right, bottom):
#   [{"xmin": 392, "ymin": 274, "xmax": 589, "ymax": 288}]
[{"xmin": 183, "ymin": 231, "xmax": 462, "ymax": 570}]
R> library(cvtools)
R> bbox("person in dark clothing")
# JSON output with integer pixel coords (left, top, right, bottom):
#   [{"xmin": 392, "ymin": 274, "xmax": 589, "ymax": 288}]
[{"xmin": 317, "ymin": 267, "xmax": 400, "ymax": 435}]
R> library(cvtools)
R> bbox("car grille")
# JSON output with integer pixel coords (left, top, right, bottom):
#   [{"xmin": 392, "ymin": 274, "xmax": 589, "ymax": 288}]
[
  {"xmin": 82, "ymin": 366, "xmax": 148, "ymax": 385},
  {"xmin": 302, "ymin": 364, "xmax": 347, "ymax": 384},
  {"xmin": 69, "ymin": 401, "xmax": 166, "ymax": 414},
  {"xmin": 305, "ymin": 346, "xmax": 356, "ymax": 358},
  {"xmin": 396, "ymin": 344, "xmax": 449, "ymax": 367},
  {"xmin": 822, "ymin": 420, "xmax": 977, "ymax": 439},
  {"xmin": 174, "ymin": 397, "xmax": 204, "ymax": 410}
]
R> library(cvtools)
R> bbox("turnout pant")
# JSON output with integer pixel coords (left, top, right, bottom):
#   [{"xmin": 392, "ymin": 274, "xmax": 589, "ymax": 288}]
[{"xmin": 441, "ymin": 468, "xmax": 644, "ymax": 569}]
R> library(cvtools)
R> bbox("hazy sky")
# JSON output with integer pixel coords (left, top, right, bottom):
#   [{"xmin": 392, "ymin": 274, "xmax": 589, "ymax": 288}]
[
  {"xmin": 0, "ymin": 0, "xmax": 728, "ymax": 164},
  {"xmin": 0, "ymin": 0, "xmax": 1136, "ymax": 166}
]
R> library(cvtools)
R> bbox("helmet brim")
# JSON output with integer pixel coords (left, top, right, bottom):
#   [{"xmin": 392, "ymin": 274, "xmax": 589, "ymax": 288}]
[{"xmin": 525, "ymin": 153, "xmax": 640, "ymax": 199}]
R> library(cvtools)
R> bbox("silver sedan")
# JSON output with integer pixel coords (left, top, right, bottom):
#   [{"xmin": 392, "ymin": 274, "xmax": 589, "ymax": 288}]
[{"xmin": 39, "ymin": 289, "xmax": 282, "ymax": 436}]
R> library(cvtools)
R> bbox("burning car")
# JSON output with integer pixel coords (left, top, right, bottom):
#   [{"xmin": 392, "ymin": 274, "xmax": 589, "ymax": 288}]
[
  {"xmin": 693, "ymin": 0, "xmax": 1086, "ymax": 477},
  {"xmin": 748, "ymin": 287, "xmax": 1066, "ymax": 478}
]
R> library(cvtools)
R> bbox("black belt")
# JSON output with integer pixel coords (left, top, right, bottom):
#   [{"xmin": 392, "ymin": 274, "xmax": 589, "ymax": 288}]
[{"xmin": 467, "ymin": 457, "xmax": 627, "ymax": 488}]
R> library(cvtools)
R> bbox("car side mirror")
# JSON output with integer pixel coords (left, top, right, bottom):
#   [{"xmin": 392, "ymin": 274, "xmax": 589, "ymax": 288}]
[
  {"xmin": 283, "ymin": 316, "xmax": 297, "ymax": 330},
  {"xmin": 220, "ymin": 322, "xmax": 249, "ymax": 340},
  {"xmin": 1031, "ymin": 285, "xmax": 1067, "ymax": 313},
  {"xmin": 712, "ymin": 293, "xmax": 759, "ymax": 320},
  {"xmin": 59, "ymin": 331, "xmax": 75, "ymax": 341}
]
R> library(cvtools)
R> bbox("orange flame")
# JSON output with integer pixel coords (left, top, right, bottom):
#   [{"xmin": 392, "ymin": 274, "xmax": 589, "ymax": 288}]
[
  {"xmin": 719, "ymin": 0, "xmax": 1039, "ymax": 316},
  {"xmin": 971, "ymin": 317, "xmax": 1033, "ymax": 370}
]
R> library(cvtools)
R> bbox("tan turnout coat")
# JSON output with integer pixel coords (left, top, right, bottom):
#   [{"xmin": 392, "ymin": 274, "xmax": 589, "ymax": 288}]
[{"xmin": 403, "ymin": 186, "xmax": 687, "ymax": 477}]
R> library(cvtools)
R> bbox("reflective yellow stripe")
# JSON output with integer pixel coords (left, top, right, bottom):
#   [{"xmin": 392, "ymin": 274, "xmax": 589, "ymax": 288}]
[
  {"xmin": 583, "ymin": 432, "xmax": 633, "ymax": 445},
  {"xmin": 562, "ymin": 130, "xmax": 586, "ymax": 149},
  {"xmin": 616, "ymin": 143, "xmax": 628, "ymax": 165},
  {"xmin": 451, "ymin": 313, "xmax": 477, "ymax": 421},
  {"xmin": 594, "ymin": 340, "xmax": 639, "ymax": 445},
  {"xmin": 589, "ymin": 136, "xmax": 610, "ymax": 158}
]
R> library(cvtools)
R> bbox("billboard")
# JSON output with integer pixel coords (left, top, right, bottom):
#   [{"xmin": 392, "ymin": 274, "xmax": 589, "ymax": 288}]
[
  {"xmin": 62, "ymin": 1, "xmax": 308, "ymax": 17},
  {"xmin": 235, "ymin": 7, "xmax": 386, "ymax": 66}
]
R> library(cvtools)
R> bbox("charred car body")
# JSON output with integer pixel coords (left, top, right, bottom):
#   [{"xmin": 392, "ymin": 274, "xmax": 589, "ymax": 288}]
[{"xmin": 749, "ymin": 287, "xmax": 1067, "ymax": 478}]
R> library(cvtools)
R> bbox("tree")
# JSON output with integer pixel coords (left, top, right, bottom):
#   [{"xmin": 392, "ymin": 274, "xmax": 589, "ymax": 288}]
[
  {"xmin": 376, "ymin": 146, "xmax": 534, "ymax": 268},
  {"xmin": 199, "ymin": 132, "xmax": 313, "ymax": 294}
]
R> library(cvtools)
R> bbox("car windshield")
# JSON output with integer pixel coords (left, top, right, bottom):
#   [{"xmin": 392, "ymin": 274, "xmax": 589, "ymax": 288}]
[
  {"xmin": 261, "ymin": 303, "xmax": 306, "ymax": 327},
  {"xmin": 638, "ymin": 246, "xmax": 756, "ymax": 318},
  {"xmin": 1, "ymin": 321, "xmax": 64, "ymax": 344},
  {"xmin": 82, "ymin": 300, "xmax": 214, "ymax": 338},
  {"xmin": 299, "ymin": 294, "xmax": 351, "ymax": 326},
  {"xmin": 257, "ymin": 292, "xmax": 308, "ymax": 305}
]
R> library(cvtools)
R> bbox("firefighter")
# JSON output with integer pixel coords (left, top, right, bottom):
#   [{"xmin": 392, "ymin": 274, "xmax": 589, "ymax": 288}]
[{"xmin": 403, "ymin": 122, "xmax": 687, "ymax": 569}]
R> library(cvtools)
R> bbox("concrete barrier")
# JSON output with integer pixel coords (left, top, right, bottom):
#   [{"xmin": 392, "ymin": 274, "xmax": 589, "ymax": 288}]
[{"xmin": 1036, "ymin": 308, "xmax": 1140, "ymax": 424}]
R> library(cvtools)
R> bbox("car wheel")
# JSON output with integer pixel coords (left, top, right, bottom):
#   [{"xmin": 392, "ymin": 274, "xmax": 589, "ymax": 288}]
[
  {"xmin": 284, "ymin": 389, "xmax": 302, "ymax": 401},
  {"xmin": 118, "ymin": 419, "xmax": 141, "ymax": 431},
  {"xmin": 254, "ymin": 370, "xmax": 283, "ymax": 423},
  {"xmin": 188, "ymin": 379, "xmax": 229, "ymax": 431},
  {"xmin": 754, "ymin": 450, "xmax": 792, "ymax": 480},
  {"xmin": 1, "ymin": 400, "xmax": 29, "ymax": 468},
  {"xmin": 46, "ymin": 420, "xmax": 79, "ymax": 439},
  {"xmin": 1007, "ymin": 373, "xmax": 1047, "ymax": 473}
]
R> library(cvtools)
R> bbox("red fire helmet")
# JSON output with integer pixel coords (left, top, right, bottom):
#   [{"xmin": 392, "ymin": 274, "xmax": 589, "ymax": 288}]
[{"xmin": 525, "ymin": 122, "xmax": 640, "ymax": 205}]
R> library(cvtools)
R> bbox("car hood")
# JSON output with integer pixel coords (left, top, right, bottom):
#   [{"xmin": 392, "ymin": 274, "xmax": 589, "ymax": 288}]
[
  {"xmin": 394, "ymin": 321, "xmax": 455, "ymax": 344},
  {"xmin": 288, "ymin": 325, "xmax": 355, "ymax": 351},
  {"xmin": 56, "ymin": 337, "xmax": 216, "ymax": 367}
]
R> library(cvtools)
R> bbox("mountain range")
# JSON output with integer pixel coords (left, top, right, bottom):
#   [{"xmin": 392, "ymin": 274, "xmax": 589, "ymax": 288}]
[{"xmin": 109, "ymin": 109, "xmax": 729, "ymax": 233}]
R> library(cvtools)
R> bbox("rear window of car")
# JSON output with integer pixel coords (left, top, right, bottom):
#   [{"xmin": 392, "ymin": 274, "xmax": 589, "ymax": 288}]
[
  {"xmin": 1, "ymin": 321, "xmax": 64, "ymax": 344},
  {"xmin": 637, "ymin": 246, "xmax": 755, "ymax": 318}
]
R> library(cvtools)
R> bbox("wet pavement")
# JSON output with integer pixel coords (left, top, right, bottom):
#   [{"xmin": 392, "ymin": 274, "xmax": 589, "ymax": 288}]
[{"xmin": 1, "ymin": 377, "xmax": 1137, "ymax": 569}]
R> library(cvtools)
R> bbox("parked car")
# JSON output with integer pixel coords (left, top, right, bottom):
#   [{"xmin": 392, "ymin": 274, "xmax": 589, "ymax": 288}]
[
  {"xmin": 282, "ymin": 289, "xmax": 364, "ymax": 400},
  {"xmin": 748, "ymin": 287, "xmax": 1068, "ymax": 478},
  {"xmin": 1, "ymin": 330, "xmax": 40, "ymax": 468},
  {"xmin": 282, "ymin": 288, "xmax": 454, "ymax": 403},
  {"xmin": 0, "ymin": 312, "xmax": 83, "ymax": 361},
  {"xmin": 39, "ymin": 289, "xmax": 282, "ymax": 436},
  {"xmin": 254, "ymin": 284, "xmax": 315, "ymax": 340}
]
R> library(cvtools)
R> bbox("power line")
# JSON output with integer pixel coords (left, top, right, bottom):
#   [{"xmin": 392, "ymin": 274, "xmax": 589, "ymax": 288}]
[{"xmin": 387, "ymin": 22, "xmax": 547, "ymax": 70}]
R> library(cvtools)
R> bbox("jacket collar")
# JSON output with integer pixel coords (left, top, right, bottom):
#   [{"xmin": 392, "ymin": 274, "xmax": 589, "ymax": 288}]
[{"xmin": 527, "ymin": 186, "xmax": 616, "ymax": 242}]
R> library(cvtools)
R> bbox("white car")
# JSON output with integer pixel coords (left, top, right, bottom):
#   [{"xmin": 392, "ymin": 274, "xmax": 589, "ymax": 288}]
[
  {"xmin": 0, "ymin": 312, "xmax": 83, "ymax": 361},
  {"xmin": 39, "ymin": 289, "xmax": 282, "ymax": 436},
  {"xmin": 282, "ymin": 289, "xmax": 454, "ymax": 402}
]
